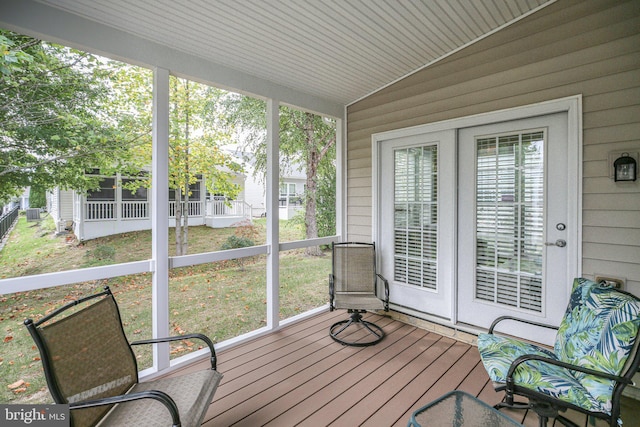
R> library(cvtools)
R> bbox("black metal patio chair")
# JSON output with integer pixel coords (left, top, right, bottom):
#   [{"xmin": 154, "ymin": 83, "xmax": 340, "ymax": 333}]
[
  {"xmin": 329, "ymin": 242, "xmax": 389, "ymax": 346},
  {"xmin": 25, "ymin": 286, "xmax": 222, "ymax": 427},
  {"xmin": 478, "ymin": 278, "xmax": 640, "ymax": 427}
]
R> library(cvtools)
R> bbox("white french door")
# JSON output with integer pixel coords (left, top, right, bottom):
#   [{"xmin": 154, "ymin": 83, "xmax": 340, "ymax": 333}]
[
  {"xmin": 457, "ymin": 113, "xmax": 571, "ymax": 344},
  {"xmin": 377, "ymin": 130, "xmax": 456, "ymax": 319},
  {"xmin": 374, "ymin": 97, "xmax": 581, "ymax": 345}
]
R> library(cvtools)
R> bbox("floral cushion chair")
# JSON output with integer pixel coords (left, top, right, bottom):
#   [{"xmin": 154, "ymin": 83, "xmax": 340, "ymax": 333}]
[{"xmin": 478, "ymin": 278, "xmax": 640, "ymax": 427}]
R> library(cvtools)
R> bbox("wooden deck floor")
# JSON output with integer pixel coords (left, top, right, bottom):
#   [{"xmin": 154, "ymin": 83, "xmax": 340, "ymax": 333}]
[{"xmin": 167, "ymin": 309, "xmax": 638, "ymax": 427}]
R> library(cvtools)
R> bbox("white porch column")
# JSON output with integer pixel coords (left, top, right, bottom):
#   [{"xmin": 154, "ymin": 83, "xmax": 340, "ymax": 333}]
[
  {"xmin": 266, "ymin": 98, "xmax": 280, "ymax": 329},
  {"xmin": 152, "ymin": 67, "xmax": 171, "ymax": 370},
  {"xmin": 336, "ymin": 116, "xmax": 345, "ymax": 239}
]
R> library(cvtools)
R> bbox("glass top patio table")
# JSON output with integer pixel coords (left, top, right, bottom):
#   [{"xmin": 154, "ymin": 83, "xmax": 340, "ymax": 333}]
[{"xmin": 407, "ymin": 390, "xmax": 523, "ymax": 427}]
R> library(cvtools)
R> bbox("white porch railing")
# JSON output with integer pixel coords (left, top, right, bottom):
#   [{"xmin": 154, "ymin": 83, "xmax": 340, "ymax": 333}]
[
  {"xmin": 122, "ymin": 201, "xmax": 150, "ymax": 219},
  {"xmin": 169, "ymin": 201, "xmax": 202, "ymax": 217},
  {"xmin": 207, "ymin": 200, "xmax": 251, "ymax": 218},
  {"xmin": 83, "ymin": 200, "xmax": 251, "ymax": 222},
  {"xmin": 85, "ymin": 201, "xmax": 117, "ymax": 220},
  {"xmin": 85, "ymin": 201, "xmax": 151, "ymax": 220}
]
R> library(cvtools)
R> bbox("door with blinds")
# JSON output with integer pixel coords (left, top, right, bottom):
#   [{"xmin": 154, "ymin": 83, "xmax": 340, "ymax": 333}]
[
  {"xmin": 457, "ymin": 113, "xmax": 570, "ymax": 344},
  {"xmin": 378, "ymin": 130, "xmax": 456, "ymax": 319}
]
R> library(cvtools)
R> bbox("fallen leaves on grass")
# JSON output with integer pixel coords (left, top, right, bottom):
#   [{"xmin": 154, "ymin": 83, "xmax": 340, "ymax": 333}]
[{"xmin": 8, "ymin": 379, "xmax": 27, "ymax": 390}]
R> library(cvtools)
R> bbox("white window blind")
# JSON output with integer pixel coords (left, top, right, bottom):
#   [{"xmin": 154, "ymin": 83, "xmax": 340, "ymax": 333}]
[
  {"xmin": 475, "ymin": 131, "xmax": 544, "ymax": 312},
  {"xmin": 393, "ymin": 145, "xmax": 438, "ymax": 290}
]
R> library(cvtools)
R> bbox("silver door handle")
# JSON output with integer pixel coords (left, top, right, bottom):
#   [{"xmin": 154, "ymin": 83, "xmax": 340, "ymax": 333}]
[{"xmin": 545, "ymin": 239, "xmax": 566, "ymax": 247}]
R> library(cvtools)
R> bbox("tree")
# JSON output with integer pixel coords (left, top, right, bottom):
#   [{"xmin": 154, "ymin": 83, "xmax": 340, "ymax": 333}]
[
  {"xmin": 222, "ymin": 95, "xmax": 336, "ymax": 256},
  {"xmin": 169, "ymin": 77, "xmax": 242, "ymax": 255},
  {"xmin": 0, "ymin": 30, "xmax": 145, "ymax": 203}
]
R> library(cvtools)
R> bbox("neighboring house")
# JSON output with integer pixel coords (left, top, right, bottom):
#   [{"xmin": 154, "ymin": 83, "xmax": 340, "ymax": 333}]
[
  {"xmin": 18, "ymin": 187, "xmax": 30, "ymax": 210},
  {"xmin": 1, "ymin": 188, "xmax": 29, "ymax": 217},
  {"xmin": 241, "ymin": 153, "xmax": 306, "ymax": 220},
  {"xmin": 47, "ymin": 153, "xmax": 308, "ymax": 241},
  {"xmin": 48, "ymin": 170, "xmax": 250, "ymax": 241}
]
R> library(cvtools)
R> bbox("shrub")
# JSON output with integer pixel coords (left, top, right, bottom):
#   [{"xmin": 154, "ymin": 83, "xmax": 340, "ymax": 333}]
[{"xmin": 220, "ymin": 235, "xmax": 255, "ymax": 251}]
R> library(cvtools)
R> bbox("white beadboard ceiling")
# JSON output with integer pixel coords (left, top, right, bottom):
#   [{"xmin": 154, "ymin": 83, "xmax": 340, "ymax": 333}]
[{"xmin": 37, "ymin": 0, "xmax": 553, "ymax": 106}]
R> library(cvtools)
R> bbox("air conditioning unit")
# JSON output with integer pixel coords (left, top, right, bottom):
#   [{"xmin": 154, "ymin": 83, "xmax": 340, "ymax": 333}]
[{"xmin": 26, "ymin": 208, "xmax": 40, "ymax": 221}]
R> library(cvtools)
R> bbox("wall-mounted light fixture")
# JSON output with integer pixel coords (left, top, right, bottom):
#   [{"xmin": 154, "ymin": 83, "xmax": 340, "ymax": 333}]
[{"xmin": 613, "ymin": 152, "xmax": 636, "ymax": 182}]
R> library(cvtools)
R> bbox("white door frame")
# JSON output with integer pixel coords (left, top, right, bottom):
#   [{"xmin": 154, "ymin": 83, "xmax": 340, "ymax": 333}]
[{"xmin": 372, "ymin": 95, "xmax": 582, "ymax": 328}]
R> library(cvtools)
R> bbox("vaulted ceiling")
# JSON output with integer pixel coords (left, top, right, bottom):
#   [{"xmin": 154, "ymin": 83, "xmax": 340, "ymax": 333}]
[{"xmin": 32, "ymin": 0, "xmax": 553, "ymax": 106}]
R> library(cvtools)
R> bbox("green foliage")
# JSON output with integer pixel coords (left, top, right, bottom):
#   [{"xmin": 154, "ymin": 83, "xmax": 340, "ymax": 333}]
[
  {"xmin": 315, "ymin": 167, "xmax": 336, "ymax": 238},
  {"xmin": 221, "ymin": 94, "xmax": 337, "ymax": 242},
  {"xmin": 28, "ymin": 185, "xmax": 47, "ymax": 209},
  {"xmin": 167, "ymin": 76, "xmax": 245, "ymax": 255},
  {"xmin": 220, "ymin": 235, "xmax": 255, "ymax": 251},
  {"xmin": 0, "ymin": 29, "xmax": 151, "ymax": 200},
  {"xmin": 219, "ymin": 226, "xmax": 256, "ymax": 270},
  {"xmin": 0, "ymin": 33, "xmax": 33, "ymax": 76},
  {"xmin": 168, "ymin": 77, "xmax": 243, "ymax": 198}
]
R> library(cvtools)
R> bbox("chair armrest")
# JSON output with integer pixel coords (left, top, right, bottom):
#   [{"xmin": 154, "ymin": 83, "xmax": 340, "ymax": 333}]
[
  {"xmin": 131, "ymin": 333, "xmax": 217, "ymax": 370},
  {"xmin": 508, "ymin": 354, "xmax": 630, "ymax": 384},
  {"xmin": 488, "ymin": 315, "xmax": 558, "ymax": 334},
  {"xmin": 504, "ymin": 353, "xmax": 631, "ymax": 405},
  {"xmin": 376, "ymin": 273, "xmax": 390, "ymax": 311},
  {"xmin": 69, "ymin": 390, "xmax": 181, "ymax": 427}
]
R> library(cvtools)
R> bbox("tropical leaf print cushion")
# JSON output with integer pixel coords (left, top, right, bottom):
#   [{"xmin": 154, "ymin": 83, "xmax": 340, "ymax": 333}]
[{"xmin": 478, "ymin": 278, "xmax": 640, "ymax": 415}]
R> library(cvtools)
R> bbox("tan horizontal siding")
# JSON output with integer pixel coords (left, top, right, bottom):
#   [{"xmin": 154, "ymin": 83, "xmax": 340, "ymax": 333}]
[
  {"xmin": 348, "ymin": 166, "xmax": 372, "ymax": 179},
  {"xmin": 346, "ymin": 0, "xmax": 640, "ymax": 291},
  {"xmin": 348, "ymin": 195, "xmax": 372, "ymax": 207},
  {"xmin": 583, "ymin": 227, "xmax": 640, "ymax": 246},
  {"xmin": 583, "ymin": 178, "xmax": 639, "ymax": 195},
  {"xmin": 583, "ymin": 192, "xmax": 640, "ymax": 210}
]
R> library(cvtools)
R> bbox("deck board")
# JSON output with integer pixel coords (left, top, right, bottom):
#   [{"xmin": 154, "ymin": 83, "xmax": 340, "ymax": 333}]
[{"xmin": 166, "ymin": 309, "xmax": 639, "ymax": 427}]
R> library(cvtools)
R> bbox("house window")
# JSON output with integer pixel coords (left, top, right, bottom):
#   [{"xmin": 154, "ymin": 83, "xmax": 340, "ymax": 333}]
[
  {"xmin": 121, "ymin": 178, "xmax": 148, "ymax": 219},
  {"xmin": 122, "ymin": 179, "xmax": 148, "ymax": 201},
  {"xmin": 169, "ymin": 181, "xmax": 200, "ymax": 201},
  {"xmin": 280, "ymin": 183, "xmax": 300, "ymax": 206},
  {"xmin": 87, "ymin": 177, "xmax": 116, "ymax": 201},
  {"xmin": 85, "ymin": 175, "xmax": 116, "ymax": 220}
]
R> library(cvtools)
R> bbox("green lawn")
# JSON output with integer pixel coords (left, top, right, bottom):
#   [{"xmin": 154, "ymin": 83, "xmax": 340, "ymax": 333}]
[{"xmin": 0, "ymin": 214, "xmax": 330, "ymax": 404}]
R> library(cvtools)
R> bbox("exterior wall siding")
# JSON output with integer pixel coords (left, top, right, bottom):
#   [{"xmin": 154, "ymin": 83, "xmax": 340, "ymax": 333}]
[{"xmin": 346, "ymin": 0, "xmax": 640, "ymax": 293}]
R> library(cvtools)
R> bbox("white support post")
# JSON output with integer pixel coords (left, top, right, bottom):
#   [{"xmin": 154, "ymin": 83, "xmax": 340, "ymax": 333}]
[
  {"xmin": 335, "ymin": 115, "xmax": 345, "ymax": 240},
  {"xmin": 152, "ymin": 67, "xmax": 171, "ymax": 371},
  {"xmin": 266, "ymin": 99, "xmax": 280, "ymax": 329}
]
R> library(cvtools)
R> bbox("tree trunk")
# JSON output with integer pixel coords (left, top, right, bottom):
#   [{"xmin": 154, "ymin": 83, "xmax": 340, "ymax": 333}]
[
  {"xmin": 175, "ymin": 188, "xmax": 183, "ymax": 256},
  {"xmin": 304, "ymin": 114, "xmax": 321, "ymax": 257},
  {"xmin": 305, "ymin": 175, "xmax": 321, "ymax": 256},
  {"xmin": 182, "ymin": 183, "xmax": 189, "ymax": 255}
]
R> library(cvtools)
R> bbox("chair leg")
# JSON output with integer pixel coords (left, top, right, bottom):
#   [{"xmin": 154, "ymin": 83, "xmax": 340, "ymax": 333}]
[
  {"xmin": 529, "ymin": 401, "xmax": 580, "ymax": 427},
  {"xmin": 330, "ymin": 310, "xmax": 385, "ymax": 347},
  {"xmin": 538, "ymin": 414, "xmax": 548, "ymax": 427}
]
